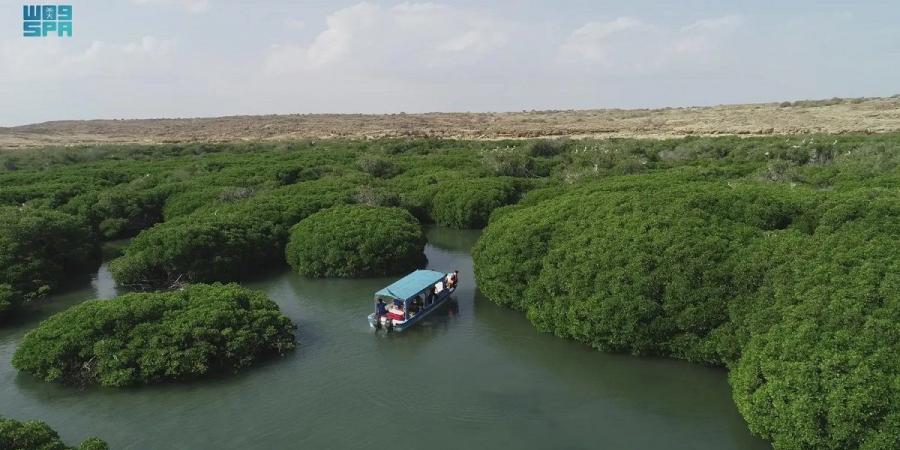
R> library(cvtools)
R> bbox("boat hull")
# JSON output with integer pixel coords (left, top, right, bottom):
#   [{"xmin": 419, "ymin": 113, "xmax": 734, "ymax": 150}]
[{"xmin": 368, "ymin": 287, "xmax": 455, "ymax": 332}]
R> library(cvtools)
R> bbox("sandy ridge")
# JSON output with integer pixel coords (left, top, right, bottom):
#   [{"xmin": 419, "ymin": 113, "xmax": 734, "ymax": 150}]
[{"xmin": 2, "ymin": 97, "xmax": 899, "ymax": 148}]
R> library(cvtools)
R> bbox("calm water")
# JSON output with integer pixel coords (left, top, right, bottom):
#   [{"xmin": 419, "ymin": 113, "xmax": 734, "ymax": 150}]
[{"xmin": 0, "ymin": 229, "xmax": 769, "ymax": 450}]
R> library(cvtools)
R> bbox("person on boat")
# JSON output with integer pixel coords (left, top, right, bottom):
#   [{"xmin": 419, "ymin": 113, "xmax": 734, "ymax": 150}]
[
  {"xmin": 447, "ymin": 270, "xmax": 459, "ymax": 289},
  {"xmin": 426, "ymin": 286, "xmax": 436, "ymax": 305},
  {"xmin": 390, "ymin": 299, "xmax": 405, "ymax": 319},
  {"xmin": 375, "ymin": 299, "xmax": 388, "ymax": 318}
]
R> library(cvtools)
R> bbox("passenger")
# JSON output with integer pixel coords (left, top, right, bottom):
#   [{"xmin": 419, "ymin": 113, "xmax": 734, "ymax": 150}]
[
  {"xmin": 388, "ymin": 301, "xmax": 405, "ymax": 320},
  {"xmin": 375, "ymin": 299, "xmax": 388, "ymax": 317},
  {"xmin": 426, "ymin": 286, "xmax": 436, "ymax": 305},
  {"xmin": 447, "ymin": 270, "xmax": 459, "ymax": 289}
]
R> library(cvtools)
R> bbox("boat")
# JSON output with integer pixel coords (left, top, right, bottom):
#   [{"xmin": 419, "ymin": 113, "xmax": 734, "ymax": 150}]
[{"xmin": 368, "ymin": 269, "xmax": 457, "ymax": 332}]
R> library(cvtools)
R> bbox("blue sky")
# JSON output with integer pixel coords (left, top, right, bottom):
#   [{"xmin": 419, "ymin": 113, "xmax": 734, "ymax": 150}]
[{"xmin": 0, "ymin": 0, "xmax": 898, "ymax": 126}]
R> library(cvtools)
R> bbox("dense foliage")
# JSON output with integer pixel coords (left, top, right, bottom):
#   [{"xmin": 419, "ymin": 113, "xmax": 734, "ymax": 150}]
[
  {"xmin": 429, "ymin": 177, "xmax": 524, "ymax": 228},
  {"xmin": 2, "ymin": 134, "xmax": 894, "ymax": 301},
  {"xmin": 729, "ymin": 191, "xmax": 899, "ymax": 450},
  {"xmin": 0, "ymin": 416, "xmax": 107, "ymax": 450},
  {"xmin": 285, "ymin": 204, "xmax": 426, "ymax": 277},
  {"xmin": 12, "ymin": 283, "xmax": 295, "ymax": 387},
  {"xmin": 474, "ymin": 174, "xmax": 807, "ymax": 362},
  {"xmin": 109, "ymin": 177, "xmax": 359, "ymax": 288},
  {"xmin": 61, "ymin": 176, "xmax": 168, "ymax": 239},
  {"xmin": 1, "ymin": 134, "xmax": 899, "ymax": 449},
  {"xmin": 0, "ymin": 207, "xmax": 99, "ymax": 321},
  {"xmin": 474, "ymin": 171, "xmax": 898, "ymax": 449},
  {"xmin": 2, "ymin": 139, "xmax": 527, "ymax": 313}
]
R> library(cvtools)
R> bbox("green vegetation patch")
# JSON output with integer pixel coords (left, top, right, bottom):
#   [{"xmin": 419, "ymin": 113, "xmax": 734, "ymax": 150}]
[
  {"xmin": 728, "ymin": 191, "xmax": 900, "ymax": 450},
  {"xmin": 474, "ymin": 175, "xmax": 807, "ymax": 363},
  {"xmin": 429, "ymin": 177, "xmax": 524, "ymax": 229},
  {"xmin": 0, "ymin": 417, "xmax": 107, "ymax": 450},
  {"xmin": 0, "ymin": 207, "xmax": 99, "ymax": 322},
  {"xmin": 3, "ymin": 135, "xmax": 900, "ymax": 449},
  {"xmin": 12, "ymin": 283, "xmax": 295, "ymax": 387},
  {"xmin": 285, "ymin": 204, "xmax": 426, "ymax": 277},
  {"xmin": 473, "ymin": 177, "xmax": 899, "ymax": 450},
  {"xmin": 61, "ymin": 175, "xmax": 168, "ymax": 239},
  {"xmin": 109, "ymin": 177, "xmax": 357, "ymax": 289}
]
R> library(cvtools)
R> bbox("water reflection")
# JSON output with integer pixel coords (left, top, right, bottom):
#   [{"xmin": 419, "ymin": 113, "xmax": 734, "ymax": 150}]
[{"xmin": 424, "ymin": 226, "xmax": 481, "ymax": 253}]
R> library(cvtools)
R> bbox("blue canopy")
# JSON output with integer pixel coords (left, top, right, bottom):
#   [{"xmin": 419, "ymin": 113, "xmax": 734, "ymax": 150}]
[{"xmin": 375, "ymin": 270, "xmax": 446, "ymax": 301}]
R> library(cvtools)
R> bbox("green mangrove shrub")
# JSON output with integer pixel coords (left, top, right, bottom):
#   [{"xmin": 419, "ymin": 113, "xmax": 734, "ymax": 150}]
[
  {"xmin": 473, "ymin": 177, "xmax": 900, "ymax": 450},
  {"xmin": 108, "ymin": 213, "xmax": 281, "ymax": 289},
  {"xmin": 357, "ymin": 155, "xmax": 401, "ymax": 178},
  {"xmin": 474, "ymin": 178, "xmax": 803, "ymax": 363},
  {"xmin": 527, "ymin": 139, "xmax": 570, "ymax": 157},
  {"xmin": 61, "ymin": 177, "xmax": 168, "ymax": 239},
  {"xmin": 0, "ymin": 207, "xmax": 99, "ymax": 321},
  {"xmin": 352, "ymin": 185, "xmax": 401, "ymax": 207},
  {"xmin": 0, "ymin": 284, "xmax": 14, "ymax": 319},
  {"xmin": 161, "ymin": 185, "xmax": 233, "ymax": 219},
  {"xmin": 12, "ymin": 283, "xmax": 295, "ymax": 387},
  {"xmin": 731, "ymin": 233, "xmax": 899, "ymax": 450},
  {"xmin": 110, "ymin": 178, "xmax": 356, "ymax": 289},
  {"xmin": 727, "ymin": 190, "xmax": 900, "ymax": 450},
  {"xmin": 285, "ymin": 204, "xmax": 426, "ymax": 277},
  {"xmin": 482, "ymin": 145, "xmax": 536, "ymax": 177},
  {"xmin": 387, "ymin": 169, "xmax": 467, "ymax": 221},
  {"xmin": 429, "ymin": 177, "xmax": 523, "ymax": 229},
  {"xmin": 0, "ymin": 417, "xmax": 107, "ymax": 450}
]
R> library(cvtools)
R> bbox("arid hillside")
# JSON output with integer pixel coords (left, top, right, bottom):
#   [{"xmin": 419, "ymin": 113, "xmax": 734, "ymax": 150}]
[{"xmin": 2, "ymin": 96, "xmax": 899, "ymax": 149}]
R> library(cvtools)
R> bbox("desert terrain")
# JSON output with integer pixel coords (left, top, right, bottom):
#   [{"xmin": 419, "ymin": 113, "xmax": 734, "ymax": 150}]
[{"xmin": 2, "ymin": 96, "xmax": 899, "ymax": 149}]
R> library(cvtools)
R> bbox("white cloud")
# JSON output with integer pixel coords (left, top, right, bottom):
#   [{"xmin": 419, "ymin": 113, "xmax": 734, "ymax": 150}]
[
  {"xmin": 559, "ymin": 17, "xmax": 659, "ymax": 69},
  {"xmin": 559, "ymin": 15, "xmax": 744, "ymax": 73},
  {"xmin": 0, "ymin": 36, "xmax": 176, "ymax": 82},
  {"xmin": 438, "ymin": 28, "xmax": 508, "ymax": 53},
  {"xmin": 264, "ymin": 2, "xmax": 512, "ymax": 75},
  {"xmin": 69, "ymin": 36, "xmax": 176, "ymax": 73},
  {"xmin": 131, "ymin": 0, "xmax": 211, "ymax": 14},
  {"xmin": 681, "ymin": 15, "xmax": 744, "ymax": 33}
]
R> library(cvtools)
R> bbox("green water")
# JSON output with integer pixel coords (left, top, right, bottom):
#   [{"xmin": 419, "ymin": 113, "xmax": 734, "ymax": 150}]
[{"xmin": 0, "ymin": 229, "xmax": 769, "ymax": 449}]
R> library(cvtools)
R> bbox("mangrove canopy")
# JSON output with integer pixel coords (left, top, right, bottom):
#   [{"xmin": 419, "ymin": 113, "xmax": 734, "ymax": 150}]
[
  {"xmin": 285, "ymin": 204, "xmax": 426, "ymax": 277},
  {"xmin": 12, "ymin": 283, "xmax": 296, "ymax": 387},
  {"xmin": 0, "ymin": 416, "xmax": 107, "ymax": 450},
  {"xmin": 472, "ymin": 175, "xmax": 899, "ymax": 450}
]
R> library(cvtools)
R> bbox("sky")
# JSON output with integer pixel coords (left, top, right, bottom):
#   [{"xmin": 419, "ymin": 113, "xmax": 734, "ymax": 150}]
[{"xmin": 0, "ymin": 0, "xmax": 898, "ymax": 126}]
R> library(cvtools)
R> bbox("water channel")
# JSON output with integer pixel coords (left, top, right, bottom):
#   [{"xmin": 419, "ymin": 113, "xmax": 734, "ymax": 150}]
[{"xmin": 0, "ymin": 228, "xmax": 769, "ymax": 449}]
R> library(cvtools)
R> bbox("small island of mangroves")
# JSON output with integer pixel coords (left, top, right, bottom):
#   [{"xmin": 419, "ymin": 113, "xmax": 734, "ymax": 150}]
[
  {"xmin": 0, "ymin": 416, "xmax": 108, "ymax": 450},
  {"xmin": 0, "ymin": 135, "xmax": 897, "ymax": 449}
]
